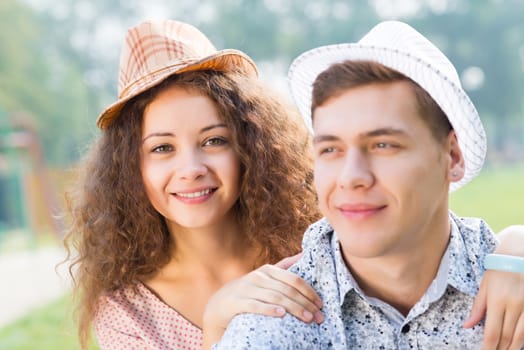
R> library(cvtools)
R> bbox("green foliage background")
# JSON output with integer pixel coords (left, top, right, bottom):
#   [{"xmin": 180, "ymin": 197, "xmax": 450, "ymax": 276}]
[
  {"xmin": 450, "ymin": 165, "xmax": 524, "ymax": 232},
  {"xmin": 0, "ymin": 0, "xmax": 523, "ymax": 166}
]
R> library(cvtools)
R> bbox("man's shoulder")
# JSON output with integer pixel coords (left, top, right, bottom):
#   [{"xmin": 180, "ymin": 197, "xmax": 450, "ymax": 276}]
[
  {"xmin": 446, "ymin": 213, "xmax": 497, "ymax": 294},
  {"xmin": 301, "ymin": 217, "xmax": 333, "ymax": 247},
  {"xmin": 291, "ymin": 217, "xmax": 334, "ymax": 273},
  {"xmin": 452, "ymin": 214, "xmax": 494, "ymax": 235},
  {"xmin": 451, "ymin": 213, "xmax": 497, "ymax": 252},
  {"xmin": 287, "ymin": 218, "xmax": 338, "ymax": 292},
  {"xmin": 214, "ymin": 313, "xmax": 320, "ymax": 349}
]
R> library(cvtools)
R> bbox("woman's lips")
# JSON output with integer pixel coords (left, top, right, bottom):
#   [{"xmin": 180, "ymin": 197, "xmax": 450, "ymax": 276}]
[{"xmin": 172, "ymin": 187, "xmax": 217, "ymax": 204}]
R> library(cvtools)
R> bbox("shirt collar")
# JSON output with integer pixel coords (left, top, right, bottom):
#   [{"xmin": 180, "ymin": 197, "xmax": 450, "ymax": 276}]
[
  {"xmin": 331, "ymin": 233, "xmax": 359, "ymax": 306},
  {"xmin": 328, "ymin": 211, "xmax": 482, "ymax": 306},
  {"xmin": 299, "ymin": 218, "xmax": 354, "ymax": 306},
  {"xmin": 446, "ymin": 212, "xmax": 484, "ymax": 296}
]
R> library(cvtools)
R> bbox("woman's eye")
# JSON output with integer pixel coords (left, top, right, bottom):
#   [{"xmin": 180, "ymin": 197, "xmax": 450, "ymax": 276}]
[
  {"xmin": 152, "ymin": 144, "xmax": 173, "ymax": 153},
  {"xmin": 204, "ymin": 137, "xmax": 227, "ymax": 146}
]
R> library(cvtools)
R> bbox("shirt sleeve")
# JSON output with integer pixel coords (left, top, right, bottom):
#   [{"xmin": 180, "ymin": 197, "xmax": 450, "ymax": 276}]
[{"xmin": 212, "ymin": 312, "xmax": 320, "ymax": 350}]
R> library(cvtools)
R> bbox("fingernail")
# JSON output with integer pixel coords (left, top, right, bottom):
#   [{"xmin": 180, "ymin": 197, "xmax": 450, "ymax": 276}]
[
  {"xmin": 302, "ymin": 310, "xmax": 313, "ymax": 322},
  {"xmin": 314, "ymin": 311, "xmax": 324, "ymax": 324},
  {"xmin": 315, "ymin": 299, "xmax": 323, "ymax": 308},
  {"xmin": 275, "ymin": 307, "xmax": 285, "ymax": 316}
]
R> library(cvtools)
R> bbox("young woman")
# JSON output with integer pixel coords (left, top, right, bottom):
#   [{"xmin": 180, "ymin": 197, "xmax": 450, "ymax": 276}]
[
  {"xmin": 65, "ymin": 19, "xmax": 524, "ymax": 350},
  {"xmin": 66, "ymin": 20, "xmax": 322, "ymax": 350}
]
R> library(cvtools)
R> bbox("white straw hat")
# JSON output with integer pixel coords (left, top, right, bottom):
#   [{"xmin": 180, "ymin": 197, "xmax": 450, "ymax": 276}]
[{"xmin": 288, "ymin": 20, "xmax": 486, "ymax": 191}]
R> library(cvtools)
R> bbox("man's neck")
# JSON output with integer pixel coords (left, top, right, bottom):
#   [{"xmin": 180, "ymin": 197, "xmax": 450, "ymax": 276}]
[{"xmin": 342, "ymin": 217, "xmax": 451, "ymax": 316}]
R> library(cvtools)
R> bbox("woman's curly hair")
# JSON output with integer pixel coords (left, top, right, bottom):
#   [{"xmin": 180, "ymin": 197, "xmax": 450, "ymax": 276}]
[{"xmin": 64, "ymin": 70, "xmax": 321, "ymax": 348}]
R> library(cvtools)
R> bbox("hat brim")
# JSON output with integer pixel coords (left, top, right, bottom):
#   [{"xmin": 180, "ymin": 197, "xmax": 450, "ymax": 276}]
[
  {"xmin": 96, "ymin": 49, "xmax": 258, "ymax": 130},
  {"xmin": 288, "ymin": 44, "xmax": 486, "ymax": 192}
]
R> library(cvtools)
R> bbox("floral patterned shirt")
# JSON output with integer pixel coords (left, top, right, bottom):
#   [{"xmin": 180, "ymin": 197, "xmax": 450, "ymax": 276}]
[{"xmin": 214, "ymin": 213, "xmax": 498, "ymax": 349}]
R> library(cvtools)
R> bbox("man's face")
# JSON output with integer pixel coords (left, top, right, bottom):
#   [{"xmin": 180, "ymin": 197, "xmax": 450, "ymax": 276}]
[{"xmin": 312, "ymin": 81, "xmax": 459, "ymax": 260}]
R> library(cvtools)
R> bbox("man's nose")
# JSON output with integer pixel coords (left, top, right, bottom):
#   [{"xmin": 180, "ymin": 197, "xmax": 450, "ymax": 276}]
[{"xmin": 336, "ymin": 149, "xmax": 374, "ymax": 190}]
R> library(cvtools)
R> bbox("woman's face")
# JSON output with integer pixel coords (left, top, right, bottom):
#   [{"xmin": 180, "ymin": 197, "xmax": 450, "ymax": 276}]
[{"xmin": 140, "ymin": 85, "xmax": 241, "ymax": 230}]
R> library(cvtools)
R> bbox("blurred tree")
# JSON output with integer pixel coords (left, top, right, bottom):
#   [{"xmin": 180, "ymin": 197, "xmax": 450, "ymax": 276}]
[
  {"xmin": 170, "ymin": 0, "xmax": 379, "ymax": 63},
  {"xmin": 408, "ymin": 0, "xmax": 524, "ymax": 159},
  {"xmin": 0, "ymin": 0, "xmax": 92, "ymax": 164},
  {"xmin": 2, "ymin": 0, "xmax": 523, "ymax": 165},
  {"xmin": 167, "ymin": 0, "xmax": 524, "ymax": 162},
  {"xmin": 0, "ymin": 0, "xmax": 144, "ymax": 165}
]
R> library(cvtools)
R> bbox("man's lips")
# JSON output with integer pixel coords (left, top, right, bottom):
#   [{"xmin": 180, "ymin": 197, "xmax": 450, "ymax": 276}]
[{"xmin": 336, "ymin": 203, "xmax": 387, "ymax": 219}]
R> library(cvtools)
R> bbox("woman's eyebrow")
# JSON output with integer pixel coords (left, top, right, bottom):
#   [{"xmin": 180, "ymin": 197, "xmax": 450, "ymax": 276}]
[
  {"xmin": 200, "ymin": 123, "xmax": 227, "ymax": 133},
  {"xmin": 142, "ymin": 132, "xmax": 175, "ymax": 144}
]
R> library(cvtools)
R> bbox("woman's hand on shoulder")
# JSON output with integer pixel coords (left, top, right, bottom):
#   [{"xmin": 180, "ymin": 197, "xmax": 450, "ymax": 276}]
[
  {"xmin": 202, "ymin": 253, "xmax": 323, "ymax": 349},
  {"xmin": 464, "ymin": 225, "xmax": 524, "ymax": 350}
]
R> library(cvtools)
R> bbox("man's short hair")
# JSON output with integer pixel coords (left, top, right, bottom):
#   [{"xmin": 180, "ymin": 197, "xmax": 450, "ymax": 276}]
[{"xmin": 311, "ymin": 60, "xmax": 452, "ymax": 142}]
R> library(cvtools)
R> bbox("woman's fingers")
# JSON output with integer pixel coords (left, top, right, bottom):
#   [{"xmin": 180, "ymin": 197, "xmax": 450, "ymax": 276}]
[
  {"xmin": 237, "ymin": 298, "xmax": 287, "ymax": 318},
  {"xmin": 508, "ymin": 313, "xmax": 524, "ymax": 350},
  {"xmin": 504, "ymin": 276, "xmax": 524, "ymax": 350},
  {"xmin": 482, "ymin": 297, "xmax": 504, "ymax": 350},
  {"xmin": 275, "ymin": 252, "xmax": 303, "ymax": 269},
  {"xmin": 464, "ymin": 276, "xmax": 487, "ymax": 328},
  {"xmin": 241, "ymin": 280, "xmax": 323, "ymax": 323},
  {"xmin": 246, "ymin": 265, "xmax": 323, "ymax": 323},
  {"xmin": 256, "ymin": 264, "xmax": 322, "ymax": 308},
  {"xmin": 496, "ymin": 305, "xmax": 519, "ymax": 350},
  {"xmin": 203, "ymin": 261, "xmax": 324, "ymax": 344},
  {"xmin": 478, "ymin": 270, "xmax": 524, "ymax": 350}
]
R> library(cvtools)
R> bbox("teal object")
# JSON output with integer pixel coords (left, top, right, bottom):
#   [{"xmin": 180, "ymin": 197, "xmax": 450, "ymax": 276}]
[
  {"xmin": 484, "ymin": 253, "xmax": 524, "ymax": 274},
  {"xmin": 0, "ymin": 109, "xmax": 29, "ymax": 238}
]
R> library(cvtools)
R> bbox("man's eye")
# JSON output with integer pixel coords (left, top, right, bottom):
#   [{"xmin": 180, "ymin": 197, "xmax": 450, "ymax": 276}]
[
  {"xmin": 321, "ymin": 147, "xmax": 336, "ymax": 154},
  {"xmin": 371, "ymin": 142, "xmax": 401, "ymax": 152},
  {"xmin": 375, "ymin": 142, "xmax": 397, "ymax": 149},
  {"xmin": 317, "ymin": 146, "xmax": 339, "ymax": 156}
]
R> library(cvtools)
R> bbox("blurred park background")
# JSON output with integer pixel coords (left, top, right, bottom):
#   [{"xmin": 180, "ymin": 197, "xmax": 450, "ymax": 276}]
[{"xmin": 0, "ymin": 0, "xmax": 523, "ymax": 348}]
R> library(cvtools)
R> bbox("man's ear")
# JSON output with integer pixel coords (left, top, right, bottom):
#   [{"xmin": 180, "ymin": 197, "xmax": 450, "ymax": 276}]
[{"xmin": 446, "ymin": 130, "xmax": 465, "ymax": 182}]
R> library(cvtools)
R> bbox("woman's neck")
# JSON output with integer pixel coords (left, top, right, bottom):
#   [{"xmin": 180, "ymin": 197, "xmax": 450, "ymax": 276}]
[
  {"xmin": 164, "ymin": 215, "xmax": 258, "ymax": 282},
  {"xmin": 143, "ymin": 215, "xmax": 260, "ymax": 328}
]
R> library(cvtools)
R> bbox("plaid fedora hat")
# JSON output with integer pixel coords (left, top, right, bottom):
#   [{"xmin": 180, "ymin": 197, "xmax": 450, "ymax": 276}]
[
  {"xmin": 96, "ymin": 19, "xmax": 258, "ymax": 129},
  {"xmin": 288, "ymin": 20, "xmax": 486, "ymax": 191}
]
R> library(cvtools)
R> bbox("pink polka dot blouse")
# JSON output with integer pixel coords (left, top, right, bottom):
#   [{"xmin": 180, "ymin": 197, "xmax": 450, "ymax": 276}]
[{"xmin": 94, "ymin": 282, "xmax": 202, "ymax": 349}]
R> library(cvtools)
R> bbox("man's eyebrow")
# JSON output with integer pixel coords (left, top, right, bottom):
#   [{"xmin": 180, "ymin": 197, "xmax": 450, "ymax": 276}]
[
  {"xmin": 313, "ymin": 128, "xmax": 407, "ymax": 144},
  {"xmin": 363, "ymin": 128, "xmax": 407, "ymax": 137},
  {"xmin": 313, "ymin": 135, "xmax": 340, "ymax": 144}
]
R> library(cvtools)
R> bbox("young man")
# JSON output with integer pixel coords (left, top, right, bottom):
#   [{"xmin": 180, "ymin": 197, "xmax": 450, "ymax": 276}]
[{"xmin": 213, "ymin": 21, "xmax": 524, "ymax": 349}]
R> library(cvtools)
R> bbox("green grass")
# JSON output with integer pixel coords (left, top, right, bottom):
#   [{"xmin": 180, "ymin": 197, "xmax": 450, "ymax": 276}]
[
  {"xmin": 0, "ymin": 295, "xmax": 98, "ymax": 350},
  {"xmin": 0, "ymin": 229, "xmax": 59, "ymax": 254},
  {"xmin": 450, "ymin": 164, "xmax": 524, "ymax": 232}
]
